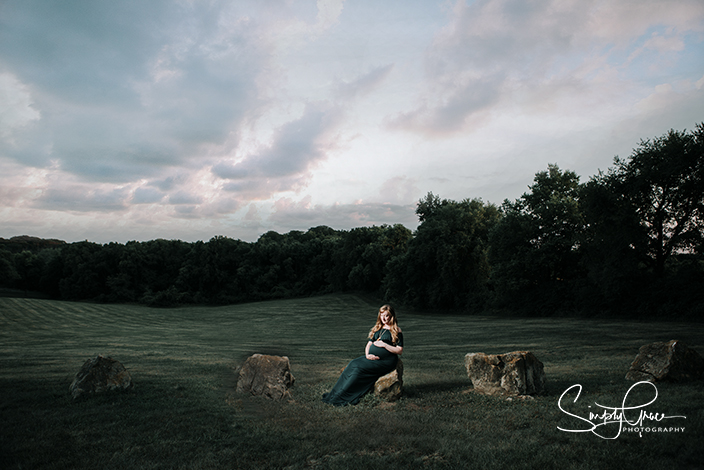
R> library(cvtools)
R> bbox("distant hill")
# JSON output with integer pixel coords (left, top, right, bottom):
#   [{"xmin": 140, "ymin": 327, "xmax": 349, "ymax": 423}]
[{"xmin": 0, "ymin": 236, "xmax": 66, "ymax": 252}]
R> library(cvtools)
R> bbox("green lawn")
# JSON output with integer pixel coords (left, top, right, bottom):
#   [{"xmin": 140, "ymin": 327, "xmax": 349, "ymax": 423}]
[{"xmin": 1, "ymin": 294, "xmax": 702, "ymax": 469}]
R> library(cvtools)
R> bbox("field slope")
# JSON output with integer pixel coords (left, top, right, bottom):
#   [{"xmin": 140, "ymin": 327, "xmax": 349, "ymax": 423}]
[{"xmin": 1, "ymin": 294, "xmax": 702, "ymax": 469}]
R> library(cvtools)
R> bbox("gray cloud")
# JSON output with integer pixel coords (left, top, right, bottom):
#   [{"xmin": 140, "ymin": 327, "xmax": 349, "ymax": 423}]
[
  {"xmin": 34, "ymin": 186, "xmax": 129, "ymax": 212},
  {"xmin": 0, "ymin": 0, "xmax": 265, "ymax": 182},
  {"xmin": 426, "ymin": 0, "xmax": 582, "ymax": 75},
  {"xmin": 0, "ymin": 1, "xmax": 165, "ymax": 105},
  {"xmin": 173, "ymin": 205, "xmax": 199, "ymax": 218},
  {"xmin": 387, "ymin": 75, "xmax": 503, "ymax": 135},
  {"xmin": 167, "ymin": 190, "xmax": 203, "ymax": 206},
  {"xmin": 213, "ymin": 104, "xmax": 342, "ymax": 197},
  {"xmin": 131, "ymin": 187, "xmax": 165, "ymax": 204},
  {"xmin": 336, "ymin": 64, "xmax": 395, "ymax": 100},
  {"xmin": 0, "ymin": 72, "xmax": 41, "ymax": 142},
  {"xmin": 151, "ymin": 174, "xmax": 190, "ymax": 192}
]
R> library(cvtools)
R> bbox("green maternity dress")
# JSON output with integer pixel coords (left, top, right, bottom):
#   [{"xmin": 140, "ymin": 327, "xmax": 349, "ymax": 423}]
[{"xmin": 322, "ymin": 328, "xmax": 403, "ymax": 406}]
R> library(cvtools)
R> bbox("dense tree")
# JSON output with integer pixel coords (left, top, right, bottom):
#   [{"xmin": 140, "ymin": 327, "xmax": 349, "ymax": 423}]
[
  {"xmin": 175, "ymin": 236, "xmax": 251, "ymax": 304},
  {"xmin": 12, "ymin": 251, "xmax": 44, "ymax": 292},
  {"xmin": 489, "ymin": 165, "xmax": 584, "ymax": 311},
  {"xmin": 578, "ymin": 177, "xmax": 645, "ymax": 309},
  {"xmin": 602, "ymin": 124, "xmax": 704, "ymax": 276},
  {"xmin": 325, "ymin": 224, "xmax": 411, "ymax": 293},
  {"xmin": 289, "ymin": 226, "xmax": 342, "ymax": 295},
  {"xmin": 0, "ymin": 249, "xmax": 20, "ymax": 287},
  {"xmin": 57, "ymin": 242, "xmax": 116, "ymax": 300},
  {"xmin": 576, "ymin": 124, "xmax": 704, "ymax": 317},
  {"xmin": 385, "ymin": 194, "xmax": 500, "ymax": 309}
]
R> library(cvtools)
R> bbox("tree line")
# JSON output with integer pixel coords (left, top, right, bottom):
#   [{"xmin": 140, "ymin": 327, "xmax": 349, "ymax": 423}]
[
  {"xmin": 1, "ymin": 124, "xmax": 702, "ymax": 318},
  {"xmin": 0, "ymin": 226, "xmax": 413, "ymax": 308}
]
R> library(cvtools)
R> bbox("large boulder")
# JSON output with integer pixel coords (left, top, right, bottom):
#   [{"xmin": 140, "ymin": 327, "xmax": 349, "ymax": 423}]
[
  {"xmin": 626, "ymin": 340, "xmax": 704, "ymax": 382},
  {"xmin": 465, "ymin": 351, "xmax": 545, "ymax": 396},
  {"xmin": 236, "ymin": 354, "xmax": 295, "ymax": 399},
  {"xmin": 374, "ymin": 359, "xmax": 403, "ymax": 401},
  {"xmin": 69, "ymin": 355, "xmax": 133, "ymax": 399}
]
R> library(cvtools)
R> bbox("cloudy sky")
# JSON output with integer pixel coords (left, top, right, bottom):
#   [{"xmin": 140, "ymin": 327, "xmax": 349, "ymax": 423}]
[{"xmin": 1, "ymin": 0, "xmax": 703, "ymax": 243}]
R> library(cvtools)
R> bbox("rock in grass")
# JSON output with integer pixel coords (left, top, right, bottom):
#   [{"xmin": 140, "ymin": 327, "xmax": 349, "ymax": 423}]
[
  {"xmin": 464, "ymin": 351, "xmax": 545, "ymax": 396},
  {"xmin": 626, "ymin": 340, "xmax": 704, "ymax": 382},
  {"xmin": 69, "ymin": 355, "xmax": 133, "ymax": 399},
  {"xmin": 236, "ymin": 354, "xmax": 295, "ymax": 399},
  {"xmin": 374, "ymin": 359, "xmax": 403, "ymax": 401}
]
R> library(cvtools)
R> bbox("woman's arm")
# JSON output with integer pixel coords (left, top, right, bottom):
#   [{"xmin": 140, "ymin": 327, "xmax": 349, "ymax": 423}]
[
  {"xmin": 373, "ymin": 340, "xmax": 403, "ymax": 355},
  {"xmin": 365, "ymin": 341, "xmax": 380, "ymax": 360}
]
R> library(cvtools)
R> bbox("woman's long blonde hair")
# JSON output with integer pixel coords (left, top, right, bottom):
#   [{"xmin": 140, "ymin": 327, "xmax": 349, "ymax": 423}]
[{"xmin": 368, "ymin": 304, "xmax": 401, "ymax": 344}]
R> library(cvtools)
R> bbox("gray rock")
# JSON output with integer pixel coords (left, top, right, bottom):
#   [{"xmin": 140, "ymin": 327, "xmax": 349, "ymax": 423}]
[
  {"xmin": 626, "ymin": 340, "xmax": 704, "ymax": 382},
  {"xmin": 465, "ymin": 351, "xmax": 545, "ymax": 396},
  {"xmin": 236, "ymin": 354, "xmax": 295, "ymax": 399},
  {"xmin": 69, "ymin": 355, "xmax": 133, "ymax": 399},
  {"xmin": 374, "ymin": 359, "xmax": 403, "ymax": 401}
]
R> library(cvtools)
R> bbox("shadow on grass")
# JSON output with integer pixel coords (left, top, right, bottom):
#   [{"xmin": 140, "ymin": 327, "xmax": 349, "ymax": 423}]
[
  {"xmin": 403, "ymin": 380, "xmax": 469, "ymax": 398},
  {"xmin": 403, "ymin": 375, "xmax": 619, "ymax": 401}
]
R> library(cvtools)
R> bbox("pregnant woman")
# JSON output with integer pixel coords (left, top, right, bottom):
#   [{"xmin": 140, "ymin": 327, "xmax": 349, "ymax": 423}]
[{"xmin": 322, "ymin": 304, "xmax": 403, "ymax": 406}]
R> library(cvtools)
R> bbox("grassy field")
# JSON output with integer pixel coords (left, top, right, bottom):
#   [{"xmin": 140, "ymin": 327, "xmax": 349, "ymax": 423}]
[{"xmin": 1, "ymin": 294, "xmax": 702, "ymax": 469}]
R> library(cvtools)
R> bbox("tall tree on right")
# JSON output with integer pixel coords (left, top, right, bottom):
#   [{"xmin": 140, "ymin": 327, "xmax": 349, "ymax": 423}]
[{"xmin": 603, "ymin": 123, "xmax": 704, "ymax": 277}]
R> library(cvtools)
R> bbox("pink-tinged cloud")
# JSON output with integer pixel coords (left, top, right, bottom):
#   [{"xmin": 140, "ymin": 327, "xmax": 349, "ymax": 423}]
[{"xmin": 389, "ymin": 0, "xmax": 704, "ymax": 137}]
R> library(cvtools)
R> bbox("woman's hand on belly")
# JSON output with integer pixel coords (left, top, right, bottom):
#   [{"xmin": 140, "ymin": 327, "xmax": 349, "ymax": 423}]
[
  {"xmin": 368, "ymin": 344, "xmax": 391, "ymax": 358},
  {"xmin": 374, "ymin": 340, "xmax": 403, "ymax": 356}
]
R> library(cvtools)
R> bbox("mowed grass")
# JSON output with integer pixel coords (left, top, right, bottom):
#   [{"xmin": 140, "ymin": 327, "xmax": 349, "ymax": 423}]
[{"xmin": 1, "ymin": 294, "xmax": 702, "ymax": 469}]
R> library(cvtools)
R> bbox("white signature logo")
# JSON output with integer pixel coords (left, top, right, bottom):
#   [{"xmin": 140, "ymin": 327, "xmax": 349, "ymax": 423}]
[{"xmin": 557, "ymin": 381, "xmax": 686, "ymax": 439}]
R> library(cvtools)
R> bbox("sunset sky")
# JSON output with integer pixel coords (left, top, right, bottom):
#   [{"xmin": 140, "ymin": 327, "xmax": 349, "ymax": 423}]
[{"xmin": 1, "ymin": 0, "xmax": 703, "ymax": 243}]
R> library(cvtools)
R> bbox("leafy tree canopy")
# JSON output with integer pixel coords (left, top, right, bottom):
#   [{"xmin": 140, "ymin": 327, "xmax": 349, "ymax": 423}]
[{"xmin": 605, "ymin": 123, "xmax": 704, "ymax": 275}]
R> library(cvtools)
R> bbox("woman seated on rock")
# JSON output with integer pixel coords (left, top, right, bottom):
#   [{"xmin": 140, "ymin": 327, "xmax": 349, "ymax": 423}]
[{"xmin": 322, "ymin": 304, "xmax": 403, "ymax": 406}]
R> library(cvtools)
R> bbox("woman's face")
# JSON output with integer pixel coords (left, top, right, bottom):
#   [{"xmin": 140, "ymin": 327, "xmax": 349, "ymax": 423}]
[{"xmin": 380, "ymin": 310, "xmax": 392, "ymax": 326}]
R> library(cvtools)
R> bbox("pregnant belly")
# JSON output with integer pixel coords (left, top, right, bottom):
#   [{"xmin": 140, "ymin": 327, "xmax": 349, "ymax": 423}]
[{"xmin": 368, "ymin": 343, "xmax": 393, "ymax": 359}]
